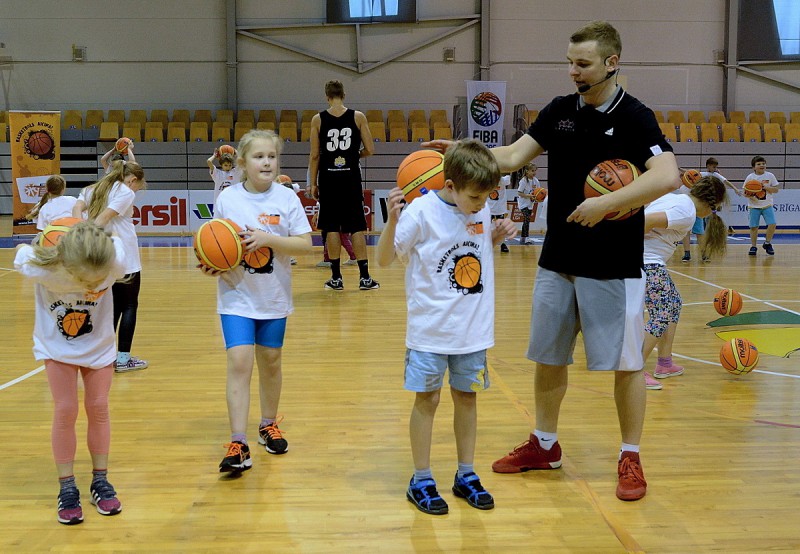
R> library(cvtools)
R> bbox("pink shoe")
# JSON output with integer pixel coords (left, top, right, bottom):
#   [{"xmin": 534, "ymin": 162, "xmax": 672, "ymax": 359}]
[
  {"xmin": 654, "ymin": 363, "xmax": 684, "ymax": 379},
  {"xmin": 644, "ymin": 372, "xmax": 662, "ymax": 390}
]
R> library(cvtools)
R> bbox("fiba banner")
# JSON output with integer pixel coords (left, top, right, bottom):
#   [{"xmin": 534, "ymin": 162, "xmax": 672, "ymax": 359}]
[
  {"xmin": 466, "ymin": 80, "xmax": 506, "ymax": 148},
  {"xmin": 9, "ymin": 111, "xmax": 61, "ymax": 235}
]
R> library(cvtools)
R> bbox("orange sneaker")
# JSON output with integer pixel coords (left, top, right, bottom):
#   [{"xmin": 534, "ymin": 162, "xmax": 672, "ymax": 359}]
[
  {"xmin": 492, "ymin": 434, "xmax": 562, "ymax": 473},
  {"xmin": 616, "ymin": 451, "xmax": 647, "ymax": 501}
]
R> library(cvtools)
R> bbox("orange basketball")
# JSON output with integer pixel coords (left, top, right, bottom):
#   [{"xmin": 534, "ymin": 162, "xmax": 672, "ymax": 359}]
[
  {"xmin": 681, "ymin": 169, "xmax": 701, "ymax": 188},
  {"xmin": 532, "ymin": 187, "xmax": 547, "ymax": 202},
  {"xmin": 584, "ymin": 159, "xmax": 641, "ymax": 220},
  {"xmin": 218, "ymin": 144, "xmax": 235, "ymax": 157},
  {"xmin": 743, "ymin": 180, "xmax": 763, "ymax": 197},
  {"xmin": 397, "ymin": 150, "xmax": 445, "ymax": 203},
  {"xmin": 193, "ymin": 218, "xmax": 244, "ymax": 271},
  {"xmin": 453, "ymin": 255, "xmax": 481, "ymax": 289},
  {"xmin": 60, "ymin": 310, "xmax": 88, "ymax": 338},
  {"xmin": 115, "ymin": 137, "xmax": 132, "ymax": 154},
  {"xmin": 719, "ymin": 338, "xmax": 759, "ymax": 375},
  {"xmin": 713, "ymin": 288, "xmax": 742, "ymax": 316},
  {"xmin": 40, "ymin": 217, "xmax": 83, "ymax": 247},
  {"xmin": 242, "ymin": 246, "xmax": 272, "ymax": 269}
]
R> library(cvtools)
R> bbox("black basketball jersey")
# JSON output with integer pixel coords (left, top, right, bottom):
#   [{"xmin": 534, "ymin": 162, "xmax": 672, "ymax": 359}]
[{"xmin": 318, "ymin": 109, "xmax": 362, "ymax": 190}]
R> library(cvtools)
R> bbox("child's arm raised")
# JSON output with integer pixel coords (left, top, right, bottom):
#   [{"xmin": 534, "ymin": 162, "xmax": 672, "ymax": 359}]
[{"xmin": 376, "ymin": 187, "xmax": 405, "ymax": 267}]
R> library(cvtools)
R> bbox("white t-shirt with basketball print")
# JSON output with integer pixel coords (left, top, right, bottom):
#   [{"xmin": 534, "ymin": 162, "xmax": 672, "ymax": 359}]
[
  {"xmin": 14, "ymin": 238, "xmax": 126, "ymax": 368},
  {"xmin": 743, "ymin": 170, "xmax": 779, "ymax": 209},
  {"xmin": 77, "ymin": 182, "xmax": 141, "ymax": 275},
  {"xmin": 643, "ymin": 193, "xmax": 696, "ymax": 266},
  {"xmin": 488, "ymin": 174, "xmax": 511, "ymax": 217},
  {"xmin": 517, "ymin": 176, "xmax": 539, "ymax": 211},
  {"xmin": 211, "ymin": 166, "xmax": 244, "ymax": 206},
  {"xmin": 393, "ymin": 191, "xmax": 495, "ymax": 355},
  {"xmin": 214, "ymin": 182, "xmax": 312, "ymax": 320},
  {"xmin": 36, "ymin": 195, "xmax": 78, "ymax": 230}
]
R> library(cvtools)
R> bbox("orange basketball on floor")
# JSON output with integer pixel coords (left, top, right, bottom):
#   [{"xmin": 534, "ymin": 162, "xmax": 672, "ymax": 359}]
[
  {"xmin": 397, "ymin": 150, "xmax": 445, "ymax": 203},
  {"xmin": 40, "ymin": 217, "xmax": 83, "ymax": 247},
  {"xmin": 713, "ymin": 288, "xmax": 742, "ymax": 316},
  {"xmin": 532, "ymin": 187, "xmax": 547, "ymax": 202},
  {"xmin": 719, "ymin": 338, "xmax": 759, "ymax": 375},
  {"xmin": 584, "ymin": 159, "xmax": 641, "ymax": 220},
  {"xmin": 193, "ymin": 218, "xmax": 244, "ymax": 271},
  {"xmin": 243, "ymin": 246, "xmax": 272, "ymax": 269},
  {"xmin": 743, "ymin": 180, "xmax": 763, "ymax": 197},
  {"xmin": 115, "ymin": 137, "xmax": 132, "ymax": 154},
  {"xmin": 681, "ymin": 169, "xmax": 701, "ymax": 188},
  {"xmin": 218, "ymin": 144, "xmax": 235, "ymax": 157}
]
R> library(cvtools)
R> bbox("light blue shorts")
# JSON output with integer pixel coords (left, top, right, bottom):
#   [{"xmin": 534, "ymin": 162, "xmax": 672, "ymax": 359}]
[
  {"xmin": 404, "ymin": 349, "xmax": 490, "ymax": 393},
  {"xmin": 220, "ymin": 314, "xmax": 287, "ymax": 349},
  {"xmin": 749, "ymin": 206, "xmax": 776, "ymax": 227}
]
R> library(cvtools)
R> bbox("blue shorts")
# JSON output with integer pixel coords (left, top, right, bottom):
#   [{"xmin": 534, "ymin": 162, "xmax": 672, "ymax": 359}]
[
  {"xmin": 691, "ymin": 216, "xmax": 706, "ymax": 235},
  {"xmin": 220, "ymin": 314, "xmax": 287, "ymax": 349},
  {"xmin": 749, "ymin": 206, "xmax": 776, "ymax": 227},
  {"xmin": 404, "ymin": 349, "xmax": 490, "ymax": 393}
]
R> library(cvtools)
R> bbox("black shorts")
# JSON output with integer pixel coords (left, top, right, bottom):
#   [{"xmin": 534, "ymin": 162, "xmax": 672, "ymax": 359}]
[{"xmin": 317, "ymin": 185, "xmax": 368, "ymax": 234}]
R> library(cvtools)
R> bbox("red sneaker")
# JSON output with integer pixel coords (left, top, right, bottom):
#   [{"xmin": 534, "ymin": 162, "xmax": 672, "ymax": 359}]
[
  {"xmin": 492, "ymin": 434, "xmax": 562, "ymax": 473},
  {"xmin": 616, "ymin": 451, "xmax": 647, "ymax": 501}
]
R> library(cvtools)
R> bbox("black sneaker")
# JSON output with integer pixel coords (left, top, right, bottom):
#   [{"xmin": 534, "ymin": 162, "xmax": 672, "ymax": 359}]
[
  {"xmin": 359, "ymin": 277, "xmax": 380, "ymax": 290},
  {"xmin": 57, "ymin": 487, "xmax": 83, "ymax": 525},
  {"xmin": 406, "ymin": 476, "xmax": 448, "ymax": 515},
  {"xmin": 89, "ymin": 480, "xmax": 122, "ymax": 516},
  {"xmin": 681, "ymin": 252, "xmax": 690, "ymax": 262},
  {"xmin": 258, "ymin": 418, "xmax": 288, "ymax": 455},
  {"xmin": 452, "ymin": 472, "xmax": 495, "ymax": 510},
  {"xmin": 748, "ymin": 246, "xmax": 758, "ymax": 256},
  {"xmin": 763, "ymin": 243, "xmax": 775, "ymax": 255},
  {"xmin": 500, "ymin": 243, "xmax": 509, "ymax": 253},
  {"xmin": 219, "ymin": 441, "xmax": 252, "ymax": 473},
  {"xmin": 324, "ymin": 278, "xmax": 344, "ymax": 291}
]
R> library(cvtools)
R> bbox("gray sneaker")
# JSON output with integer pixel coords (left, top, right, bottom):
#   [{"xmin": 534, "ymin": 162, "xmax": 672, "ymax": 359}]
[{"xmin": 115, "ymin": 357, "xmax": 148, "ymax": 373}]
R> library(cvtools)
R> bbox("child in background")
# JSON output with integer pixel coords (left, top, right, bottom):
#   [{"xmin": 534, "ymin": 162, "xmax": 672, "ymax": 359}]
[
  {"xmin": 516, "ymin": 164, "xmax": 539, "ymax": 245},
  {"xmin": 28, "ymin": 175, "xmax": 77, "ymax": 230},
  {"xmin": 743, "ymin": 155, "xmax": 780, "ymax": 256},
  {"xmin": 200, "ymin": 130, "xmax": 312, "ymax": 474},
  {"xmin": 207, "ymin": 147, "xmax": 244, "ymax": 207},
  {"xmin": 100, "ymin": 142, "xmax": 136, "ymax": 174},
  {"xmin": 642, "ymin": 176, "xmax": 727, "ymax": 389},
  {"xmin": 488, "ymin": 173, "xmax": 511, "ymax": 252},
  {"xmin": 376, "ymin": 139, "xmax": 517, "ymax": 515},
  {"xmin": 73, "ymin": 161, "xmax": 149, "ymax": 372},
  {"xmin": 14, "ymin": 221, "xmax": 127, "ymax": 525}
]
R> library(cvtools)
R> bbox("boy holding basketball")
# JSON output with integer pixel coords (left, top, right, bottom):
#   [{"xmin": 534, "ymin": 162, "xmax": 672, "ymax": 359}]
[
  {"xmin": 376, "ymin": 139, "xmax": 516, "ymax": 515},
  {"xmin": 743, "ymin": 155, "xmax": 780, "ymax": 256},
  {"xmin": 425, "ymin": 20, "xmax": 680, "ymax": 501},
  {"xmin": 207, "ymin": 147, "xmax": 243, "ymax": 207}
]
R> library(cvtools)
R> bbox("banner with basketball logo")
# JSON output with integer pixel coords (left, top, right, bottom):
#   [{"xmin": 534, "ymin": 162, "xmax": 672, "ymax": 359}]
[
  {"xmin": 466, "ymin": 80, "xmax": 506, "ymax": 148},
  {"xmin": 9, "ymin": 111, "xmax": 61, "ymax": 235}
]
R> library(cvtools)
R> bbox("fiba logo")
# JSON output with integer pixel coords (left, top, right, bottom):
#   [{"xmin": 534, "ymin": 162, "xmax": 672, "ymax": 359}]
[{"xmin": 470, "ymin": 92, "xmax": 502, "ymax": 127}]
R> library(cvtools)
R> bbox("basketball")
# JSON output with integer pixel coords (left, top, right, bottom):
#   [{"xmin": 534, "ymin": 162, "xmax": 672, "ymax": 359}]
[
  {"xmin": 719, "ymin": 338, "xmax": 759, "ymax": 375},
  {"xmin": 681, "ymin": 169, "xmax": 701, "ymax": 188},
  {"xmin": 713, "ymin": 288, "xmax": 742, "ymax": 316},
  {"xmin": 453, "ymin": 255, "xmax": 481, "ymax": 289},
  {"xmin": 219, "ymin": 144, "xmax": 235, "ymax": 157},
  {"xmin": 40, "ymin": 217, "xmax": 83, "ymax": 247},
  {"xmin": 115, "ymin": 137, "xmax": 132, "ymax": 154},
  {"xmin": 193, "ymin": 218, "xmax": 244, "ymax": 271},
  {"xmin": 28, "ymin": 131, "xmax": 55, "ymax": 157},
  {"xmin": 243, "ymin": 246, "xmax": 272, "ymax": 269},
  {"xmin": 533, "ymin": 187, "xmax": 547, "ymax": 202},
  {"xmin": 396, "ymin": 150, "xmax": 445, "ymax": 203},
  {"xmin": 60, "ymin": 311, "xmax": 88, "ymax": 338},
  {"xmin": 743, "ymin": 180, "xmax": 763, "ymax": 197},
  {"xmin": 584, "ymin": 159, "xmax": 642, "ymax": 220}
]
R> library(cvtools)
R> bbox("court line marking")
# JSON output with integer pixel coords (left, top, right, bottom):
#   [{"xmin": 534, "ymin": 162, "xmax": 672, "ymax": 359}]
[
  {"xmin": 488, "ymin": 359, "xmax": 644, "ymax": 553},
  {"xmin": 0, "ymin": 365, "xmax": 45, "ymax": 391}
]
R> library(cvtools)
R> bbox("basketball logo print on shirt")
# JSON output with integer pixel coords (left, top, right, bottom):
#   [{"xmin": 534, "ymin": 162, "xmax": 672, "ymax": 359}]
[
  {"xmin": 449, "ymin": 253, "xmax": 483, "ymax": 295},
  {"xmin": 241, "ymin": 246, "xmax": 274, "ymax": 275},
  {"xmin": 57, "ymin": 308, "xmax": 93, "ymax": 340}
]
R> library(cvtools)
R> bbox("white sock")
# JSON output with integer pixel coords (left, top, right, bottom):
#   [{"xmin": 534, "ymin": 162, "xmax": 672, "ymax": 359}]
[
  {"xmin": 620, "ymin": 442, "xmax": 640, "ymax": 458},
  {"xmin": 534, "ymin": 430, "xmax": 558, "ymax": 450}
]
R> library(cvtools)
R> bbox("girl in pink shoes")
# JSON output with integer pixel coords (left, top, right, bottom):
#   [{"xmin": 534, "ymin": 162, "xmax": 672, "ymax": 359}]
[{"xmin": 15, "ymin": 221, "xmax": 126, "ymax": 524}]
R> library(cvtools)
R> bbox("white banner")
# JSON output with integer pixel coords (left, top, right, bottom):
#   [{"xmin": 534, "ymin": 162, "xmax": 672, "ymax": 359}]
[
  {"xmin": 466, "ymin": 80, "xmax": 506, "ymax": 148},
  {"xmin": 131, "ymin": 190, "xmax": 190, "ymax": 233},
  {"xmin": 721, "ymin": 189, "xmax": 800, "ymax": 228}
]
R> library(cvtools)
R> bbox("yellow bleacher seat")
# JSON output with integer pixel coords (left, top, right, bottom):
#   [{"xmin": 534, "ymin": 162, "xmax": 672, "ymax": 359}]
[
  {"xmin": 216, "ymin": 109, "xmax": 234, "ymax": 124},
  {"xmin": 720, "ymin": 123, "xmax": 741, "ymax": 142},
  {"xmin": 212, "ymin": 120, "xmax": 232, "ymax": 131},
  {"xmin": 408, "ymin": 110, "xmax": 426, "ymax": 126},
  {"xmin": 769, "ymin": 112, "xmax": 786, "ymax": 125},
  {"xmin": 190, "ymin": 122, "xmax": 209, "ymax": 142},
  {"xmin": 387, "ymin": 110, "xmax": 405, "ymax": 126},
  {"xmin": 167, "ymin": 122, "xmax": 186, "ymax": 142},
  {"xmin": 128, "ymin": 110, "xmax": 147, "ymax": 125},
  {"xmin": 708, "ymin": 111, "xmax": 727, "ymax": 125},
  {"xmin": 98, "ymin": 121, "xmax": 119, "ymax": 141},
  {"xmin": 366, "ymin": 110, "xmax": 384, "ymax": 123},
  {"xmin": 121, "ymin": 122, "xmax": 142, "ymax": 141},
  {"xmin": 0, "ymin": 110, "xmax": 7, "ymax": 123},
  {"xmin": 107, "ymin": 110, "xmax": 125, "ymax": 126},
  {"xmin": 748, "ymin": 111, "xmax": 766, "ymax": 125},
  {"xmin": 653, "ymin": 110, "xmax": 664, "ymax": 123},
  {"xmin": 212, "ymin": 125, "xmax": 231, "ymax": 143},
  {"xmin": 149, "ymin": 110, "xmax": 169, "ymax": 126},
  {"xmin": 85, "ymin": 110, "xmax": 104, "ymax": 129},
  {"xmin": 429, "ymin": 110, "xmax": 447, "ymax": 128},
  {"xmin": 368, "ymin": 121, "xmax": 386, "ymax": 142},
  {"xmin": 700, "ymin": 122, "xmax": 719, "ymax": 142},
  {"xmin": 389, "ymin": 123, "xmax": 407, "ymax": 142},
  {"xmin": 256, "ymin": 121, "xmax": 276, "ymax": 131},
  {"xmin": 193, "ymin": 110, "xmax": 212, "ymax": 124},
  {"xmin": 411, "ymin": 122, "xmax": 430, "ymax": 142},
  {"xmin": 658, "ymin": 122, "xmax": 677, "ymax": 143},
  {"xmin": 234, "ymin": 121, "xmax": 253, "ymax": 141},
  {"xmin": 300, "ymin": 122, "xmax": 312, "ymax": 142},
  {"xmin": 763, "ymin": 123, "xmax": 782, "ymax": 142},
  {"xmin": 237, "ymin": 110, "xmax": 255, "ymax": 124},
  {"xmin": 678, "ymin": 122, "xmax": 697, "ymax": 142},
  {"xmin": 144, "ymin": 122, "xmax": 164, "ymax": 142},
  {"xmin": 525, "ymin": 110, "xmax": 539, "ymax": 126},
  {"xmin": 728, "ymin": 111, "xmax": 746, "ymax": 124},
  {"xmin": 790, "ymin": 112, "xmax": 800, "ymax": 124},
  {"xmin": 433, "ymin": 125, "xmax": 453, "ymax": 140},
  {"xmin": 742, "ymin": 122, "xmax": 762, "ymax": 142},
  {"xmin": 0, "ymin": 122, "xmax": 8, "ymax": 142},
  {"xmin": 785, "ymin": 123, "xmax": 800, "ymax": 142},
  {"xmin": 172, "ymin": 109, "xmax": 191, "ymax": 126},
  {"xmin": 258, "ymin": 110, "xmax": 277, "ymax": 124},
  {"xmin": 63, "ymin": 110, "xmax": 82, "ymax": 130},
  {"xmin": 688, "ymin": 111, "xmax": 706, "ymax": 124},
  {"xmin": 280, "ymin": 110, "xmax": 298, "ymax": 125},
  {"xmin": 301, "ymin": 110, "xmax": 316, "ymax": 124},
  {"xmin": 278, "ymin": 121, "xmax": 297, "ymax": 142},
  {"xmin": 667, "ymin": 111, "xmax": 685, "ymax": 124}
]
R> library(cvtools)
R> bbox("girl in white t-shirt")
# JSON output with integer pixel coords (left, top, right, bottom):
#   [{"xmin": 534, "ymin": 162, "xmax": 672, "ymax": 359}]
[
  {"xmin": 14, "ymin": 221, "xmax": 126, "ymax": 525},
  {"xmin": 27, "ymin": 175, "xmax": 78, "ymax": 230},
  {"xmin": 516, "ymin": 164, "xmax": 540, "ymax": 245},
  {"xmin": 74, "ymin": 161, "xmax": 148, "ymax": 372},
  {"xmin": 641, "ymin": 176, "xmax": 727, "ymax": 390},
  {"xmin": 199, "ymin": 130, "xmax": 312, "ymax": 474}
]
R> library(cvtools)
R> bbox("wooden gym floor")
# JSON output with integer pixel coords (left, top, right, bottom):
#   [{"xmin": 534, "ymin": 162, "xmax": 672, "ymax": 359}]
[{"xmin": 1, "ymin": 236, "xmax": 799, "ymax": 553}]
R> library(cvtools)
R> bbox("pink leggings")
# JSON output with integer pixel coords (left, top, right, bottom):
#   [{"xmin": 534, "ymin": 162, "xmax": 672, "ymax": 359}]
[{"xmin": 44, "ymin": 360, "xmax": 113, "ymax": 465}]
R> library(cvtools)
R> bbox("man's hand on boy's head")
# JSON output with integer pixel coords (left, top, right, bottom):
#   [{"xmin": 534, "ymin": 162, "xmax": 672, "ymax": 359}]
[{"xmin": 420, "ymin": 139, "xmax": 455, "ymax": 154}]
